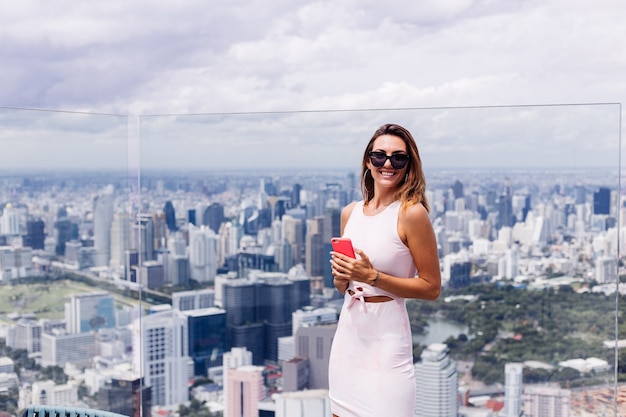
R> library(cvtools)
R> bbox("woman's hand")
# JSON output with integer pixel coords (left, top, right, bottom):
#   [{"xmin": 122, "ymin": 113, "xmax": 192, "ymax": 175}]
[{"xmin": 330, "ymin": 249, "xmax": 375, "ymax": 286}]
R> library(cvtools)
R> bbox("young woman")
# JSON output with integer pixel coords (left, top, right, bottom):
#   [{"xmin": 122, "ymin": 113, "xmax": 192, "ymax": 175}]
[{"xmin": 328, "ymin": 123, "xmax": 442, "ymax": 417}]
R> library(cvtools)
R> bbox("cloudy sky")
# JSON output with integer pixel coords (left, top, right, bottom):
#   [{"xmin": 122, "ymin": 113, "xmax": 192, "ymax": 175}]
[{"xmin": 0, "ymin": 0, "xmax": 624, "ymax": 171}]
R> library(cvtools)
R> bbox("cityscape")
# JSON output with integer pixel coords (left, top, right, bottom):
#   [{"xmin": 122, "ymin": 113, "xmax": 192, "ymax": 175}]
[
  {"xmin": 0, "ymin": 162, "xmax": 624, "ymax": 417},
  {"xmin": 0, "ymin": 103, "xmax": 623, "ymax": 417}
]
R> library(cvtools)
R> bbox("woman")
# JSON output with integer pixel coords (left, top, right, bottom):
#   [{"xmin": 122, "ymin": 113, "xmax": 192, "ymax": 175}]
[{"xmin": 328, "ymin": 123, "xmax": 441, "ymax": 417}]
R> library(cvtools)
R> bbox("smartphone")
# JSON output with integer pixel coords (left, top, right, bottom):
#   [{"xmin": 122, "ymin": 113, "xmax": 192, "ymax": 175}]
[{"xmin": 331, "ymin": 237, "xmax": 356, "ymax": 258}]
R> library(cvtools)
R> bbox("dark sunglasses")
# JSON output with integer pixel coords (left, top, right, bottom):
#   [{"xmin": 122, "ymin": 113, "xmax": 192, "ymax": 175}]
[{"xmin": 368, "ymin": 151, "xmax": 409, "ymax": 169}]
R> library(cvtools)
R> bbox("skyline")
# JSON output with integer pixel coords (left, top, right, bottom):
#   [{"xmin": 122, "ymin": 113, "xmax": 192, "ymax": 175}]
[{"xmin": 0, "ymin": 103, "xmax": 621, "ymax": 171}]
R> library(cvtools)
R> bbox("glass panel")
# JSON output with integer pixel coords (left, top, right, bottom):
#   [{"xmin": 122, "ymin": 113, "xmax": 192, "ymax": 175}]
[
  {"xmin": 0, "ymin": 108, "xmax": 132, "ymax": 414},
  {"xmin": 1, "ymin": 104, "xmax": 621, "ymax": 416}
]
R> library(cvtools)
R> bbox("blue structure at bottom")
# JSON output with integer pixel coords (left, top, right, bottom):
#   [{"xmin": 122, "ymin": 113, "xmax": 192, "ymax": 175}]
[{"xmin": 22, "ymin": 405, "xmax": 129, "ymax": 417}]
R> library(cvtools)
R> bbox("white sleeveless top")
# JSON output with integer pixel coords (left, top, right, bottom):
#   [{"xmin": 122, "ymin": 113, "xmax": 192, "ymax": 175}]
[{"xmin": 343, "ymin": 200, "xmax": 417, "ymax": 298}]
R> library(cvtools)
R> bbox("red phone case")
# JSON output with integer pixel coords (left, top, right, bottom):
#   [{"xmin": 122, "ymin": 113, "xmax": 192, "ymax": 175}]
[{"xmin": 331, "ymin": 237, "xmax": 356, "ymax": 258}]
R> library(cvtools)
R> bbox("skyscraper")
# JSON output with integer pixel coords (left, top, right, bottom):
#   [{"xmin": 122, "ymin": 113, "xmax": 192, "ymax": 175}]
[
  {"xmin": 183, "ymin": 307, "xmax": 227, "ymax": 376},
  {"xmin": 163, "ymin": 200, "xmax": 177, "ymax": 232},
  {"xmin": 93, "ymin": 185, "xmax": 114, "ymax": 267},
  {"xmin": 188, "ymin": 223, "xmax": 218, "ymax": 283},
  {"xmin": 505, "ymin": 362, "xmax": 524, "ymax": 417},
  {"xmin": 305, "ymin": 216, "xmax": 324, "ymax": 278},
  {"xmin": 98, "ymin": 377, "xmax": 151, "ymax": 417},
  {"xmin": 109, "ymin": 211, "xmax": 130, "ymax": 270},
  {"xmin": 593, "ymin": 187, "xmax": 611, "ymax": 215},
  {"xmin": 295, "ymin": 324, "xmax": 336, "ymax": 390},
  {"xmin": 225, "ymin": 365, "xmax": 266, "ymax": 417},
  {"xmin": 414, "ymin": 343, "xmax": 458, "ymax": 417},
  {"xmin": 132, "ymin": 309, "xmax": 190, "ymax": 407},
  {"xmin": 23, "ymin": 218, "xmax": 45, "ymax": 250}
]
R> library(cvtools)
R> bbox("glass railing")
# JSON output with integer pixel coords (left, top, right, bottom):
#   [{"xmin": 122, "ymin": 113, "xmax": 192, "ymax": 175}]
[{"xmin": 0, "ymin": 103, "xmax": 622, "ymax": 416}]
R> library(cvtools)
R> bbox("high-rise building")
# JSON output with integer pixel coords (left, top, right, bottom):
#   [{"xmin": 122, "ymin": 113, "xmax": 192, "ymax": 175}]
[
  {"xmin": 505, "ymin": 362, "xmax": 524, "ymax": 417},
  {"xmin": 295, "ymin": 324, "xmax": 336, "ymax": 390},
  {"xmin": 223, "ymin": 347, "xmax": 253, "ymax": 417},
  {"xmin": 305, "ymin": 217, "xmax": 324, "ymax": 278},
  {"xmin": 173, "ymin": 289, "xmax": 215, "ymax": 311},
  {"xmin": 131, "ymin": 309, "xmax": 190, "ymax": 407},
  {"xmin": 163, "ymin": 200, "xmax": 177, "ymax": 232},
  {"xmin": 134, "ymin": 214, "xmax": 155, "ymax": 262},
  {"xmin": 23, "ymin": 218, "xmax": 45, "ymax": 250},
  {"xmin": 596, "ymin": 255, "xmax": 618, "ymax": 283},
  {"xmin": 93, "ymin": 185, "xmax": 114, "ymax": 267},
  {"xmin": 40, "ymin": 331, "xmax": 95, "ymax": 368},
  {"xmin": 110, "ymin": 211, "xmax": 130, "ymax": 270},
  {"xmin": 65, "ymin": 292, "xmax": 116, "ymax": 334},
  {"xmin": 183, "ymin": 307, "xmax": 227, "ymax": 376},
  {"xmin": 282, "ymin": 215, "xmax": 304, "ymax": 266},
  {"xmin": 203, "ymin": 202, "xmax": 225, "ymax": 234},
  {"xmin": 522, "ymin": 385, "xmax": 571, "ymax": 417},
  {"xmin": 189, "ymin": 223, "xmax": 218, "ymax": 283},
  {"xmin": 97, "ymin": 377, "xmax": 151, "ymax": 417},
  {"xmin": 322, "ymin": 208, "xmax": 341, "ymax": 288},
  {"xmin": 225, "ymin": 365, "xmax": 267, "ymax": 417},
  {"xmin": 414, "ymin": 343, "xmax": 458, "ymax": 417},
  {"xmin": 8, "ymin": 319, "xmax": 42, "ymax": 353},
  {"xmin": 593, "ymin": 187, "xmax": 611, "ymax": 215}
]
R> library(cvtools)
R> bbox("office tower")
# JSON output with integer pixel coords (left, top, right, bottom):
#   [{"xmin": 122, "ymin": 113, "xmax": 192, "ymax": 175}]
[
  {"xmin": 289, "ymin": 273, "xmax": 312, "ymax": 313},
  {"xmin": 258, "ymin": 280, "xmax": 293, "ymax": 362},
  {"xmin": 173, "ymin": 289, "xmax": 215, "ymax": 311},
  {"xmin": 54, "ymin": 217, "xmax": 77, "ymax": 257},
  {"xmin": 282, "ymin": 357, "xmax": 309, "ymax": 392},
  {"xmin": 498, "ymin": 179, "xmax": 515, "ymax": 229},
  {"xmin": 131, "ymin": 309, "xmax": 190, "ymax": 407},
  {"xmin": 522, "ymin": 385, "xmax": 571, "ymax": 417},
  {"xmin": 295, "ymin": 324, "xmax": 337, "ymax": 390},
  {"xmin": 0, "ymin": 203, "xmax": 23, "ymax": 235},
  {"xmin": 8, "ymin": 319, "xmax": 42, "ymax": 353},
  {"xmin": 203, "ymin": 202, "xmax": 225, "ymax": 234},
  {"xmin": 322, "ymin": 208, "xmax": 341, "ymax": 288},
  {"xmin": 183, "ymin": 307, "xmax": 227, "ymax": 376},
  {"xmin": 226, "ymin": 365, "xmax": 266, "ymax": 417},
  {"xmin": 189, "ymin": 223, "xmax": 218, "ymax": 283},
  {"xmin": 141, "ymin": 260, "xmax": 164, "ymax": 289},
  {"xmin": 414, "ymin": 343, "xmax": 458, "ymax": 417},
  {"xmin": 305, "ymin": 216, "xmax": 324, "ymax": 278},
  {"xmin": 98, "ymin": 377, "xmax": 151, "ymax": 417},
  {"xmin": 575, "ymin": 185, "xmax": 586, "ymax": 205},
  {"xmin": 124, "ymin": 250, "xmax": 139, "ymax": 282},
  {"xmin": 110, "ymin": 212, "xmax": 130, "ymax": 269},
  {"xmin": 223, "ymin": 347, "xmax": 253, "ymax": 417},
  {"xmin": 274, "ymin": 389, "xmax": 331, "ymax": 417},
  {"xmin": 593, "ymin": 187, "xmax": 611, "ymax": 215},
  {"xmin": 64, "ymin": 240, "xmax": 82, "ymax": 267},
  {"xmin": 282, "ymin": 215, "xmax": 304, "ymax": 265},
  {"xmin": 163, "ymin": 200, "xmax": 177, "ymax": 232},
  {"xmin": 134, "ymin": 213, "xmax": 155, "ymax": 262},
  {"xmin": 595, "ymin": 255, "xmax": 618, "ymax": 283},
  {"xmin": 505, "ymin": 362, "xmax": 524, "ymax": 417},
  {"xmin": 291, "ymin": 183, "xmax": 302, "ymax": 208},
  {"xmin": 187, "ymin": 208, "xmax": 196, "ymax": 226},
  {"xmin": 65, "ymin": 292, "xmax": 116, "ymax": 334},
  {"xmin": 40, "ymin": 331, "xmax": 95, "ymax": 367},
  {"xmin": 93, "ymin": 185, "xmax": 114, "ymax": 267},
  {"xmin": 224, "ymin": 280, "xmax": 264, "ymax": 364},
  {"xmin": 452, "ymin": 179, "xmax": 464, "ymax": 199},
  {"xmin": 0, "ymin": 246, "xmax": 33, "ymax": 280},
  {"xmin": 274, "ymin": 238, "xmax": 293, "ymax": 273},
  {"xmin": 23, "ymin": 218, "xmax": 45, "ymax": 249}
]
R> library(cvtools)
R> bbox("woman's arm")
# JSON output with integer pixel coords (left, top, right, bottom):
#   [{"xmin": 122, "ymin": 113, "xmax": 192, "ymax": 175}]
[{"xmin": 332, "ymin": 202, "xmax": 357, "ymax": 293}]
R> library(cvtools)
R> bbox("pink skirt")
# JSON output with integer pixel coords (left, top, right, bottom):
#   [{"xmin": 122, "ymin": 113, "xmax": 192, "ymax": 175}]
[{"xmin": 328, "ymin": 292, "xmax": 415, "ymax": 417}]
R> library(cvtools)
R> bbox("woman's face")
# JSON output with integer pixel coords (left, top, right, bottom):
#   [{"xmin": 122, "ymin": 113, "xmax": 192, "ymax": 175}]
[{"xmin": 367, "ymin": 134, "xmax": 408, "ymax": 190}]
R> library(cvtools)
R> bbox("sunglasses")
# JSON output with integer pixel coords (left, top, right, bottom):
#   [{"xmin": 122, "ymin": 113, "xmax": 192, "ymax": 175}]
[{"xmin": 368, "ymin": 151, "xmax": 409, "ymax": 169}]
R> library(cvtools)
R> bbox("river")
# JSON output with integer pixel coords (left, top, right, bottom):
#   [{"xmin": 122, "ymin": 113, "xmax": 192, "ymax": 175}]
[{"xmin": 412, "ymin": 317, "xmax": 469, "ymax": 346}]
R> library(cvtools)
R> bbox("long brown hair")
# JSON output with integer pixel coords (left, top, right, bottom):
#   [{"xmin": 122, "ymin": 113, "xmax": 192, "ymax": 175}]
[{"xmin": 360, "ymin": 123, "xmax": 430, "ymax": 213}]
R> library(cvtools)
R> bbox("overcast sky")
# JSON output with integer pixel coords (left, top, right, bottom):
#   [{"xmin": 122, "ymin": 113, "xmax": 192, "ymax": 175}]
[{"xmin": 0, "ymin": 0, "xmax": 624, "ymax": 171}]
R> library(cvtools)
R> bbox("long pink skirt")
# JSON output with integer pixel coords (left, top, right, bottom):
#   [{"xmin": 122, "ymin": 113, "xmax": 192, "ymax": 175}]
[{"xmin": 328, "ymin": 293, "xmax": 415, "ymax": 417}]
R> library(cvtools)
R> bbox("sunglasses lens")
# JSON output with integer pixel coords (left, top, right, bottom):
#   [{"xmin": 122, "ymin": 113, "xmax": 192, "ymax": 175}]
[
  {"xmin": 369, "ymin": 151, "xmax": 387, "ymax": 167},
  {"xmin": 390, "ymin": 154, "xmax": 409, "ymax": 169}
]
